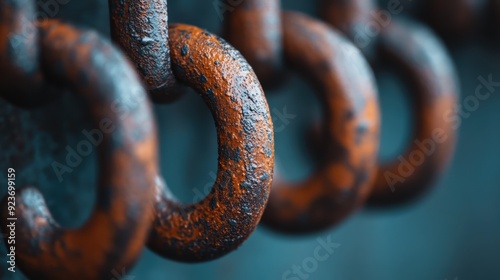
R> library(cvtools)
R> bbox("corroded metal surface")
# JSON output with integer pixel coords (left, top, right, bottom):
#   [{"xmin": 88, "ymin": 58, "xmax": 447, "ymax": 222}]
[
  {"xmin": 147, "ymin": 23, "xmax": 274, "ymax": 262},
  {"xmin": 1, "ymin": 18, "xmax": 158, "ymax": 279},
  {"xmin": 319, "ymin": 0, "xmax": 378, "ymax": 59},
  {"xmin": 109, "ymin": 0, "xmax": 180, "ymax": 102},
  {"xmin": 315, "ymin": 1, "xmax": 459, "ymax": 207},
  {"xmin": 0, "ymin": 0, "xmax": 59, "ymax": 107},
  {"xmin": 222, "ymin": 0, "xmax": 283, "ymax": 88},
  {"xmin": 368, "ymin": 19, "xmax": 458, "ymax": 206},
  {"xmin": 261, "ymin": 11, "xmax": 380, "ymax": 233}
]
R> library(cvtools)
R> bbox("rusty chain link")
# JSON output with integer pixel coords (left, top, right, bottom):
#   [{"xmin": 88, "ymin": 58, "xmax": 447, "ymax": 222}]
[
  {"xmin": 368, "ymin": 19, "xmax": 458, "ymax": 205},
  {"xmin": 222, "ymin": 0, "xmax": 284, "ymax": 88},
  {"xmin": 259, "ymin": 11, "xmax": 380, "ymax": 233},
  {"xmin": 224, "ymin": 0, "xmax": 381, "ymax": 233},
  {"xmin": 0, "ymin": 0, "xmax": 158, "ymax": 278},
  {"xmin": 319, "ymin": 0, "xmax": 459, "ymax": 206}
]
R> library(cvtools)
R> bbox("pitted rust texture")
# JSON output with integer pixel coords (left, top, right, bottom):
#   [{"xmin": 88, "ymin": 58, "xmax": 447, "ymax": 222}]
[
  {"xmin": 420, "ymin": 0, "xmax": 486, "ymax": 41},
  {"xmin": 1, "ymin": 19, "xmax": 158, "ymax": 279},
  {"xmin": 223, "ymin": 0, "xmax": 283, "ymax": 88},
  {"xmin": 368, "ymin": 19, "xmax": 458, "ymax": 206},
  {"xmin": 0, "ymin": 0, "xmax": 59, "ymax": 107},
  {"xmin": 147, "ymin": 24, "xmax": 274, "ymax": 262},
  {"xmin": 260, "ymin": 11, "xmax": 380, "ymax": 234},
  {"xmin": 319, "ymin": 0, "xmax": 377, "ymax": 59},
  {"xmin": 109, "ymin": 0, "xmax": 180, "ymax": 102}
]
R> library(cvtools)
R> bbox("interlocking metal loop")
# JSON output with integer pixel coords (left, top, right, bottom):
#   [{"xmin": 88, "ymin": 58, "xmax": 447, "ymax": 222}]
[
  {"xmin": 224, "ymin": 0, "xmax": 380, "ymax": 234},
  {"xmin": 108, "ymin": 2, "xmax": 275, "ymax": 261},
  {"xmin": 109, "ymin": 0, "xmax": 180, "ymax": 102},
  {"xmin": 0, "ymin": 1, "xmax": 158, "ymax": 278},
  {"xmin": 260, "ymin": 11, "xmax": 380, "ymax": 233},
  {"xmin": 368, "ymin": 19, "xmax": 458, "ymax": 205},
  {"xmin": 318, "ymin": 0, "xmax": 377, "ymax": 58},
  {"xmin": 0, "ymin": 0, "xmax": 59, "ymax": 107},
  {"xmin": 223, "ymin": 0, "xmax": 283, "ymax": 87},
  {"xmin": 320, "ymin": 0, "xmax": 459, "ymax": 206}
]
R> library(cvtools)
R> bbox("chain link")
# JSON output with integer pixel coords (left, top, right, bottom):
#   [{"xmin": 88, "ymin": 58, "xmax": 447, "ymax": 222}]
[{"xmin": 0, "ymin": 0, "xmax": 467, "ymax": 277}]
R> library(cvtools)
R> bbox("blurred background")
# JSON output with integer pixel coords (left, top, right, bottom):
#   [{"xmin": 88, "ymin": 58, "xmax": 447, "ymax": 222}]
[{"xmin": 1, "ymin": 0, "xmax": 500, "ymax": 279}]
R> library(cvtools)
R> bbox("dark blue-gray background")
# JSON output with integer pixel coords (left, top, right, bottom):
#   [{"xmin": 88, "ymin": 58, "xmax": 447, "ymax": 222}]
[{"xmin": 1, "ymin": 0, "xmax": 500, "ymax": 279}]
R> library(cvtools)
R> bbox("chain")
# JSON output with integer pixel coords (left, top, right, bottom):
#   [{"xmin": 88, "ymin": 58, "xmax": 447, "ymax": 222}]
[{"xmin": 0, "ymin": 0, "xmax": 465, "ymax": 278}]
